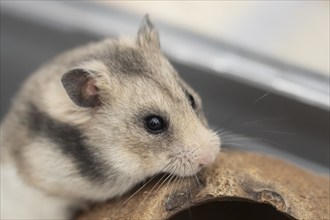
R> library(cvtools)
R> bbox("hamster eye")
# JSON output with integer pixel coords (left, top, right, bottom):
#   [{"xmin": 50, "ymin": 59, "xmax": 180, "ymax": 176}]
[
  {"xmin": 144, "ymin": 115, "xmax": 167, "ymax": 134},
  {"xmin": 187, "ymin": 93, "xmax": 196, "ymax": 109}
]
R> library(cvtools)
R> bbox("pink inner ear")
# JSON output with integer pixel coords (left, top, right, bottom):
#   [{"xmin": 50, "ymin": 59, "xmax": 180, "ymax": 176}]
[{"xmin": 85, "ymin": 79, "xmax": 99, "ymax": 97}]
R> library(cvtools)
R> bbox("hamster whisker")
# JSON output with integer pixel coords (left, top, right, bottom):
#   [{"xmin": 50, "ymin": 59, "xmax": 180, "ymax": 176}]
[
  {"xmin": 162, "ymin": 163, "xmax": 178, "ymax": 190},
  {"xmin": 168, "ymin": 164, "xmax": 182, "ymax": 194},
  {"xmin": 253, "ymin": 129, "xmax": 295, "ymax": 136},
  {"xmin": 220, "ymin": 133, "xmax": 287, "ymax": 154},
  {"xmin": 169, "ymin": 175, "xmax": 180, "ymax": 196},
  {"xmin": 239, "ymin": 116, "xmax": 288, "ymax": 126},
  {"xmin": 186, "ymin": 176, "xmax": 193, "ymax": 219},
  {"xmin": 255, "ymin": 137, "xmax": 287, "ymax": 149},
  {"xmin": 219, "ymin": 121, "xmax": 295, "ymax": 137},
  {"xmin": 219, "ymin": 130, "xmax": 266, "ymax": 142},
  {"xmin": 192, "ymin": 147, "xmax": 202, "ymax": 154},
  {"xmin": 220, "ymin": 91, "xmax": 270, "ymax": 129},
  {"xmin": 215, "ymin": 129, "xmax": 236, "ymax": 139},
  {"xmin": 120, "ymin": 158, "xmax": 177, "ymax": 208},
  {"xmin": 138, "ymin": 175, "xmax": 167, "ymax": 209},
  {"xmin": 155, "ymin": 171, "xmax": 176, "ymax": 192},
  {"xmin": 216, "ymin": 128, "xmax": 243, "ymax": 137},
  {"xmin": 221, "ymin": 135, "xmax": 255, "ymax": 142},
  {"xmin": 139, "ymin": 162, "xmax": 179, "ymax": 208},
  {"xmin": 163, "ymin": 173, "xmax": 177, "ymax": 193},
  {"xmin": 181, "ymin": 161, "xmax": 194, "ymax": 218},
  {"xmin": 183, "ymin": 160, "xmax": 194, "ymax": 219},
  {"xmin": 187, "ymin": 160, "xmax": 202, "ymax": 190}
]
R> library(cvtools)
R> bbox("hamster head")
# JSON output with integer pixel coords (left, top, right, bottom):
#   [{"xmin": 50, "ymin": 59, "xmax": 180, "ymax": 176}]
[{"xmin": 59, "ymin": 16, "xmax": 220, "ymax": 198}]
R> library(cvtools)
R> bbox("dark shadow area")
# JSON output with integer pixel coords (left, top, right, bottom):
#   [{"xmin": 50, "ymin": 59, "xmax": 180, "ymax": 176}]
[{"xmin": 168, "ymin": 199, "xmax": 295, "ymax": 220}]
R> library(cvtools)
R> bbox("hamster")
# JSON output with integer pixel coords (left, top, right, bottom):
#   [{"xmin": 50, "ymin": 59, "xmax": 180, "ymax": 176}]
[{"xmin": 0, "ymin": 15, "xmax": 220, "ymax": 219}]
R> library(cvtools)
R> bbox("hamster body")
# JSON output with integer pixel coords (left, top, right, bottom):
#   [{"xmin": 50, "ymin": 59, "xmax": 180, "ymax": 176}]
[{"xmin": 0, "ymin": 16, "xmax": 220, "ymax": 219}]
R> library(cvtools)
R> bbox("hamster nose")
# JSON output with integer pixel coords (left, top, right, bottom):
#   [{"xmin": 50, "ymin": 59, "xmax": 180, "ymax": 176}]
[{"xmin": 197, "ymin": 153, "xmax": 216, "ymax": 168}]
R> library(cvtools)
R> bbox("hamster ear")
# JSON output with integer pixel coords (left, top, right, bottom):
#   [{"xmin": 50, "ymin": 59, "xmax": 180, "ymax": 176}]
[
  {"xmin": 61, "ymin": 68, "xmax": 101, "ymax": 108},
  {"xmin": 137, "ymin": 14, "xmax": 160, "ymax": 49}
]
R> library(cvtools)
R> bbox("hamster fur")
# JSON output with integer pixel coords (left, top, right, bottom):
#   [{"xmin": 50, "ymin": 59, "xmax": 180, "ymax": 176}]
[{"xmin": 0, "ymin": 16, "xmax": 220, "ymax": 219}]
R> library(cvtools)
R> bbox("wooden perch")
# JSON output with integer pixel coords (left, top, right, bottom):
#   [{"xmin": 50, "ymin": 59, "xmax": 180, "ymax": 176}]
[{"xmin": 78, "ymin": 150, "xmax": 329, "ymax": 220}]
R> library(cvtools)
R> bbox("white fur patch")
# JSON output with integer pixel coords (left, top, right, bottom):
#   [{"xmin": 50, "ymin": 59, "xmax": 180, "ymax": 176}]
[{"xmin": 1, "ymin": 163, "xmax": 74, "ymax": 219}]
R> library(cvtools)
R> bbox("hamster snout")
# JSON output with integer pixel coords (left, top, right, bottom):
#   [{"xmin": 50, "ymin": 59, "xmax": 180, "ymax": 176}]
[
  {"xmin": 197, "ymin": 150, "xmax": 218, "ymax": 167},
  {"xmin": 165, "ymin": 128, "xmax": 220, "ymax": 177}
]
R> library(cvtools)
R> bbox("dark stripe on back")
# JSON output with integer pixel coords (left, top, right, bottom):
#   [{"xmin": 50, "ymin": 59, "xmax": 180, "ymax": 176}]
[{"xmin": 25, "ymin": 103, "xmax": 107, "ymax": 182}]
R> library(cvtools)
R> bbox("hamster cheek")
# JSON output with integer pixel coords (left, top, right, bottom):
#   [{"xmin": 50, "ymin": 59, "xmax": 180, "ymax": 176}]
[{"xmin": 109, "ymin": 147, "xmax": 151, "ymax": 182}]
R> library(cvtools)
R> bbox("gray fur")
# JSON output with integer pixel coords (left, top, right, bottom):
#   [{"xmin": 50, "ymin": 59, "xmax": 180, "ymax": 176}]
[{"xmin": 1, "ymin": 16, "xmax": 220, "ymax": 219}]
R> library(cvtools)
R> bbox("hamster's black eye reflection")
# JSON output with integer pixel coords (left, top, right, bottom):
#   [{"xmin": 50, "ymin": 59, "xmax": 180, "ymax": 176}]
[{"xmin": 145, "ymin": 115, "xmax": 167, "ymax": 134}]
